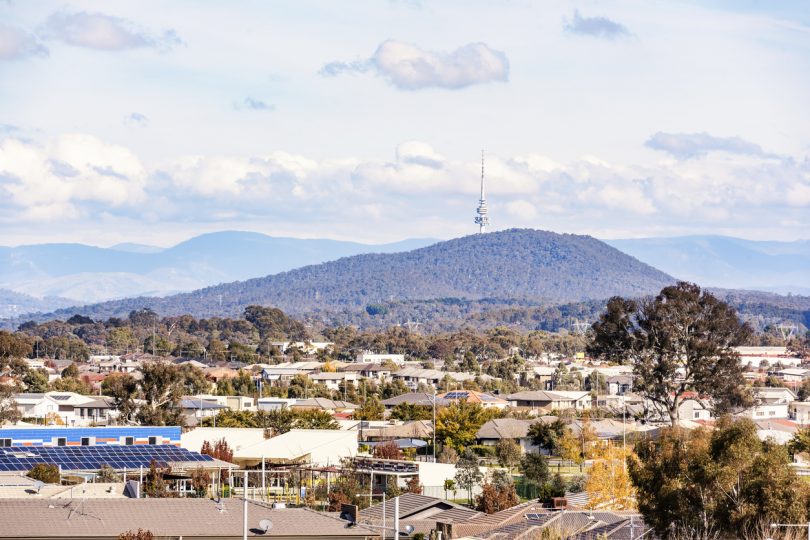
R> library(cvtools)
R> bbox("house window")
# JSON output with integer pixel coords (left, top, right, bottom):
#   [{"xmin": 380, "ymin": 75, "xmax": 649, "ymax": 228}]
[
  {"xmin": 693, "ymin": 411, "xmax": 700, "ymax": 419},
  {"xmin": 81, "ymin": 437, "xmax": 91, "ymax": 446},
  {"xmin": 148, "ymin": 436, "xmax": 158, "ymax": 445},
  {"xmin": 56, "ymin": 437, "xmax": 67, "ymax": 447},
  {"xmin": 124, "ymin": 437, "xmax": 135, "ymax": 446},
  {"xmin": 769, "ymin": 411, "xmax": 776, "ymax": 416},
  {"xmin": 0, "ymin": 438, "xmax": 11, "ymax": 447}
]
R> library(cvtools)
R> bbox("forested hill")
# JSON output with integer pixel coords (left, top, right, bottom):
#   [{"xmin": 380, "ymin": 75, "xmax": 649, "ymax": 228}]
[{"xmin": 25, "ymin": 229, "xmax": 675, "ymax": 322}]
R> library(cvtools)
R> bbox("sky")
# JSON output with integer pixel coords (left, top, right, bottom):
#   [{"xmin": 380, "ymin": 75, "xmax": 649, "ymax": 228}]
[{"xmin": 0, "ymin": 0, "xmax": 809, "ymax": 247}]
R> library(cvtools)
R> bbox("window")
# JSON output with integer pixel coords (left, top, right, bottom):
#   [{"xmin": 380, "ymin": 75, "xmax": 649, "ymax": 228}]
[
  {"xmin": 56, "ymin": 438, "xmax": 67, "ymax": 447},
  {"xmin": 80, "ymin": 437, "xmax": 91, "ymax": 446},
  {"xmin": 124, "ymin": 437, "xmax": 135, "ymax": 446},
  {"xmin": 148, "ymin": 436, "xmax": 158, "ymax": 445},
  {"xmin": 769, "ymin": 411, "xmax": 776, "ymax": 416},
  {"xmin": 693, "ymin": 411, "xmax": 700, "ymax": 419},
  {"xmin": 0, "ymin": 438, "xmax": 11, "ymax": 447}
]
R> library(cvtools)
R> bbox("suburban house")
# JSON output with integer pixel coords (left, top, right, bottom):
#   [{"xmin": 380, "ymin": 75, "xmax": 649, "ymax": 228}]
[
  {"xmin": 341, "ymin": 363, "xmax": 393, "ymax": 382},
  {"xmin": 309, "ymin": 371, "xmax": 359, "ymax": 391},
  {"xmin": 356, "ymin": 352, "xmax": 406, "ymax": 365},
  {"xmin": 475, "ymin": 418, "xmax": 542, "ymax": 453},
  {"xmin": 0, "ymin": 499, "xmax": 376, "ymax": 540},
  {"xmin": 437, "ymin": 390, "xmax": 509, "ymax": 409},
  {"xmin": 0, "ymin": 426, "xmax": 181, "ymax": 447},
  {"xmin": 381, "ymin": 392, "xmax": 450, "ymax": 410},
  {"xmin": 790, "ymin": 401, "xmax": 810, "ymax": 424},
  {"xmin": 606, "ymin": 375, "xmax": 633, "ymax": 395},
  {"xmin": 291, "ymin": 398, "xmax": 359, "ymax": 416},
  {"xmin": 741, "ymin": 387, "xmax": 797, "ymax": 420},
  {"xmin": 735, "ymin": 346, "xmax": 801, "ymax": 368},
  {"xmin": 506, "ymin": 390, "xmax": 591, "ymax": 411},
  {"xmin": 771, "ymin": 368, "xmax": 810, "ymax": 384},
  {"xmin": 13, "ymin": 392, "xmax": 118, "ymax": 426}
]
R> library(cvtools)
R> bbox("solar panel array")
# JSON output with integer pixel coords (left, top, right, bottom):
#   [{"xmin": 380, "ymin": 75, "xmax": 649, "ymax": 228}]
[
  {"xmin": 444, "ymin": 391, "xmax": 470, "ymax": 400},
  {"xmin": 0, "ymin": 445, "xmax": 215, "ymax": 472}
]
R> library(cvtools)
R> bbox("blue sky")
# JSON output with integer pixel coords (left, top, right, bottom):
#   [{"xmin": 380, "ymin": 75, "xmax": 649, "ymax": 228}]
[{"xmin": 0, "ymin": 0, "xmax": 808, "ymax": 246}]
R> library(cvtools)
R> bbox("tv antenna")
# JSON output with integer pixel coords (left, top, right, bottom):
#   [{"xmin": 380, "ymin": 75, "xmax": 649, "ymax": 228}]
[
  {"xmin": 404, "ymin": 320, "xmax": 421, "ymax": 333},
  {"xmin": 777, "ymin": 323, "xmax": 798, "ymax": 341},
  {"xmin": 571, "ymin": 318, "xmax": 590, "ymax": 336}
]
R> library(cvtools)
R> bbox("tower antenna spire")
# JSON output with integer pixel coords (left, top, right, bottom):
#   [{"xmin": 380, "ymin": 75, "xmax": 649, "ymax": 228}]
[{"xmin": 474, "ymin": 149, "xmax": 490, "ymax": 233}]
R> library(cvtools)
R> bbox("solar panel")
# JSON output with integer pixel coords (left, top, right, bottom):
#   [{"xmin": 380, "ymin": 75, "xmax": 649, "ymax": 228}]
[{"xmin": 0, "ymin": 445, "xmax": 216, "ymax": 472}]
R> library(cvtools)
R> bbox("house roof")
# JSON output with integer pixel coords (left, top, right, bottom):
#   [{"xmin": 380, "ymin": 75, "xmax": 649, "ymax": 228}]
[
  {"xmin": 0, "ymin": 498, "xmax": 376, "ymax": 539},
  {"xmin": 293, "ymin": 398, "xmax": 358, "ymax": 410},
  {"xmin": 363, "ymin": 492, "xmax": 480, "ymax": 524},
  {"xmin": 342, "ymin": 363, "xmax": 392, "ymax": 373},
  {"xmin": 506, "ymin": 390, "xmax": 590, "ymax": 402},
  {"xmin": 476, "ymin": 418, "xmax": 534, "ymax": 440},
  {"xmin": 364, "ymin": 420, "xmax": 434, "ymax": 439},
  {"xmin": 438, "ymin": 390, "xmax": 508, "ymax": 405},
  {"xmin": 381, "ymin": 393, "xmax": 450, "ymax": 407}
]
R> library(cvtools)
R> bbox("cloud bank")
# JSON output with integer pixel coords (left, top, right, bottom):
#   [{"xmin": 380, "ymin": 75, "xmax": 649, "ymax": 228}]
[
  {"xmin": 2, "ymin": 132, "xmax": 807, "ymax": 243},
  {"xmin": 321, "ymin": 40, "xmax": 509, "ymax": 90}
]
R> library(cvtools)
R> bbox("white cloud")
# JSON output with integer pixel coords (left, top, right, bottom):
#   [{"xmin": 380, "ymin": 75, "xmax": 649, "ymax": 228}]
[
  {"xmin": 40, "ymin": 9, "xmax": 181, "ymax": 52},
  {"xmin": 0, "ymin": 132, "xmax": 807, "ymax": 243},
  {"xmin": 645, "ymin": 131, "xmax": 775, "ymax": 159},
  {"xmin": 0, "ymin": 134, "xmax": 147, "ymax": 221},
  {"xmin": 0, "ymin": 24, "xmax": 48, "ymax": 60},
  {"xmin": 321, "ymin": 40, "xmax": 509, "ymax": 90},
  {"xmin": 563, "ymin": 10, "xmax": 630, "ymax": 40}
]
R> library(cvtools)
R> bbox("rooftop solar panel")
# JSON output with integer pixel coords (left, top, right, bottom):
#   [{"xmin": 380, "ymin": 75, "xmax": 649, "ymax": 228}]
[{"xmin": 0, "ymin": 445, "xmax": 215, "ymax": 472}]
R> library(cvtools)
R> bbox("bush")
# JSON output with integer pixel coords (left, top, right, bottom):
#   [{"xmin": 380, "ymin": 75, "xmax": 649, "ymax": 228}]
[
  {"xmin": 468, "ymin": 444, "xmax": 496, "ymax": 457},
  {"xmin": 27, "ymin": 463, "xmax": 60, "ymax": 484}
]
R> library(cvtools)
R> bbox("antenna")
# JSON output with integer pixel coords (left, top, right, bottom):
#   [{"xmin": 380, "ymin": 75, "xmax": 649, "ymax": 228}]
[
  {"xmin": 571, "ymin": 318, "xmax": 590, "ymax": 336},
  {"xmin": 777, "ymin": 323, "xmax": 798, "ymax": 341},
  {"xmin": 474, "ymin": 149, "xmax": 490, "ymax": 234}
]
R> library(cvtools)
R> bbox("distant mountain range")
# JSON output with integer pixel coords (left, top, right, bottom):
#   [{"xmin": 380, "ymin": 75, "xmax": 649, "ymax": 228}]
[
  {"xmin": 24, "ymin": 229, "xmax": 676, "ymax": 322},
  {"xmin": 606, "ymin": 236, "xmax": 810, "ymax": 295},
  {"xmin": 0, "ymin": 232, "xmax": 436, "ymax": 304}
]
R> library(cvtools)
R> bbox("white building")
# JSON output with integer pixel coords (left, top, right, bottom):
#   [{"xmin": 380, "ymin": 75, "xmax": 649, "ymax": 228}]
[
  {"xmin": 742, "ymin": 387, "xmax": 796, "ymax": 420},
  {"xmin": 309, "ymin": 372, "xmax": 358, "ymax": 391},
  {"xmin": 356, "ymin": 353, "xmax": 406, "ymax": 365},
  {"xmin": 735, "ymin": 346, "xmax": 801, "ymax": 368}
]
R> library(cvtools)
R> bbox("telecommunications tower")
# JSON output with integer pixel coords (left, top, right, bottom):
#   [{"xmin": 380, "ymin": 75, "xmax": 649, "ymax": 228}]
[{"xmin": 474, "ymin": 150, "xmax": 490, "ymax": 233}]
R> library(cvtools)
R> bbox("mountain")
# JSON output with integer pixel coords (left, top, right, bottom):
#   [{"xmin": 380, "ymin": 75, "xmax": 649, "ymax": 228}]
[
  {"xmin": 606, "ymin": 236, "xmax": 810, "ymax": 295},
  {"xmin": 28, "ymin": 229, "xmax": 676, "ymax": 322},
  {"xmin": 0, "ymin": 289, "xmax": 80, "ymax": 319},
  {"xmin": 0, "ymin": 231, "xmax": 438, "ymax": 304}
]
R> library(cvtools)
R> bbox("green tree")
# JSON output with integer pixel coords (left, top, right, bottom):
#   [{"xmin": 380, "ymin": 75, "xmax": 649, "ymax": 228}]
[
  {"xmin": 101, "ymin": 373, "xmax": 139, "ymax": 424},
  {"xmin": 455, "ymin": 450, "xmax": 483, "ymax": 504},
  {"xmin": 390, "ymin": 402, "xmax": 433, "ymax": 421},
  {"xmin": 0, "ymin": 383, "xmax": 21, "ymax": 424},
  {"xmin": 355, "ymin": 395, "xmax": 385, "ymax": 421},
  {"xmin": 520, "ymin": 452, "xmax": 549, "ymax": 486},
  {"xmin": 28, "ymin": 463, "xmax": 60, "ymax": 484},
  {"xmin": 495, "ymin": 439, "xmax": 522, "ymax": 471},
  {"xmin": 295, "ymin": 409, "xmax": 340, "ymax": 429},
  {"xmin": 436, "ymin": 401, "xmax": 494, "ymax": 452},
  {"xmin": 528, "ymin": 419, "xmax": 567, "ymax": 455},
  {"xmin": 588, "ymin": 282, "xmax": 752, "ymax": 425},
  {"xmin": 142, "ymin": 459, "xmax": 174, "ymax": 498},
  {"xmin": 23, "ymin": 368, "xmax": 50, "ymax": 393},
  {"xmin": 630, "ymin": 417, "xmax": 810, "ymax": 539}
]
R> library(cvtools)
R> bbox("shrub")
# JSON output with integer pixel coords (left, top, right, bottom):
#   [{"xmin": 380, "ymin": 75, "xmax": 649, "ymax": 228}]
[{"xmin": 27, "ymin": 463, "xmax": 60, "ymax": 484}]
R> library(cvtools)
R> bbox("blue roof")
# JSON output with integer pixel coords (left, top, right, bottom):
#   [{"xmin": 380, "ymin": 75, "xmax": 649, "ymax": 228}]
[{"xmin": 0, "ymin": 445, "xmax": 215, "ymax": 472}]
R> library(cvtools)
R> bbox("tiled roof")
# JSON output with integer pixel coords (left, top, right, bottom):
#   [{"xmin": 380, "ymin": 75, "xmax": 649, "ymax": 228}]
[
  {"xmin": 381, "ymin": 393, "xmax": 450, "ymax": 407},
  {"xmin": 476, "ymin": 419, "xmax": 534, "ymax": 440},
  {"xmin": 0, "ymin": 498, "xmax": 377, "ymax": 538}
]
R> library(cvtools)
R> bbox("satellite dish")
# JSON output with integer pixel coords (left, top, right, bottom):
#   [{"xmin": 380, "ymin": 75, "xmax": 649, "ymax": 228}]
[
  {"xmin": 403, "ymin": 525, "xmax": 415, "ymax": 535},
  {"xmin": 259, "ymin": 519, "xmax": 273, "ymax": 533},
  {"xmin": 33, "ymin": 481, "xmax": 45, "ymax": 494}
]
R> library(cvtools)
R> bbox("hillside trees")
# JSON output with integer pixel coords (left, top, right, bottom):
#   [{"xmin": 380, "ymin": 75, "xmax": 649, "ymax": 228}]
[{"xmin": 588, "ymin": 282, "xmax": 752, "ymax": 425}]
